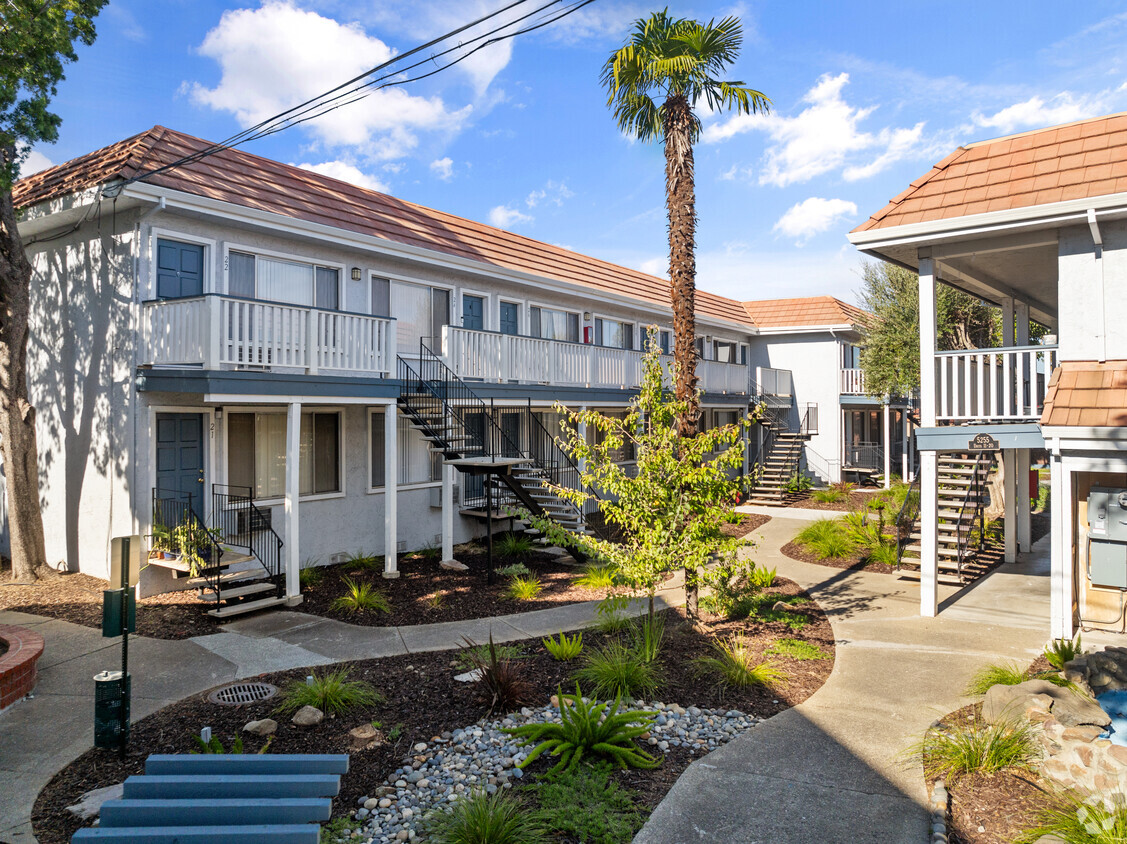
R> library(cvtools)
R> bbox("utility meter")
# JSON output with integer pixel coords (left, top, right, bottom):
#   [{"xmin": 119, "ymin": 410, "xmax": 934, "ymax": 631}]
[{"xmin": 1088, "ymin": 488, "xmax": 1127, "ymax": 589}]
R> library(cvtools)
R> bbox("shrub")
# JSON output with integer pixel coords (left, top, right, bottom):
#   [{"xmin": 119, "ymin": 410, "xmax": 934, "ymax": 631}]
[
  {"xmin": 748, "ymin": 565, "xmax": 777, "ymax": 590},
  {"xmin": 576, "ymin": 563, "xmax": 619, "ymax": 590},
  {"xmin": 695, "ymin": 636, "xmax": 785, "ymax": 691},
  {"xmin": 1015, "ymin": 789, "xmax": 1127, "ymax": 844},
  {"xmin": 766, "ymin": 638, "xmax": 830, "ymax": 661},
  {"xmin": 463, "ymin": 635, "xmax": 535, "ymax": 713},
  {"xmin": 866, "ymin": 541, "xmax": 899, "ymax": 567},
  {"xmin": 812, "ymin": 488, "xmax": 844, "ymax": 503},
  {"xmin": 276, "ymin": 667, "xmax": 383, "ymax": 716},
  {"xmin": 963, "ymin": 661, "xmax": 1028, "ymax": 696},
  {"xmin": 574, "ymin": 640, "xmax": 662, "ymax": 701},
  {"xmin": 912, "ymin": 716, "xmax": 1040, "ymax": 783},
  {"xmin": 534, "ymin": 761, "xmax": 645, "ymax": 843},
  {"xmin": 1045, "ymin": 635, "xmax": 1083, "ymax": 671},
  {"xmin": 785, "ymin": 472, "xmax": 813, "ymax": 494},
  {"xmin": 796, "ymin": 518, "xmax": 850, "ymax": 553},
  {"xmin": 497, "ymin": 562, "xmax": 532, "ymax": 578},
  {"xmin": 425, "ymin": 789, "xmax": 548, "ymax": 844},
  {"xmin": 699, "ymin": 559, "xmax": 761, "ymax": 619},
  {"xmin": 330, "ymin": 577, "xmax": 392, "ymax": 615},
  {"xmin": 505, "ymin": 575, "xmax": 542, "ymax": 601},
  {"xmin": 299, "ymin": 565, "xmax": 323, "ymax": 588},
  {"xmin": 498, "ymin": 533, "xmax": 535, "ymax": 560},
  {"xmin": 507, "ymin": 684, "xmax": 658, "ymax": 774},
  {"xmin": 344, "ymin": 549, "xmax": 382, "ymax": 570},
  {"xmin": 628, "ymin": 612, "xmax": 665, "ymax": 664},
  {"xmin": 543, "ymin": 631, "xmax": 583, "ymax": 661}
]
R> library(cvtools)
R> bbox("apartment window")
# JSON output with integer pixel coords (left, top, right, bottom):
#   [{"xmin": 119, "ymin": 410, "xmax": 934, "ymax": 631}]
[
  {"xmin": 658, "ymin": 330, "xmax": 671, "ymax": 355},
  {"xmin": 694, "ymin": 337, "xmax": 705, "ymax": 358},
  {"xmin": 371, "ymin": 277, "xmax": 391, "ymax": 317},
  {"xmin": 227, "ymin": 250, "xmax": 340, "ymax": 309},
  {"xmin": 227, "ymin": 411, "xmax": 342, "ymax": 499},
  {"xmin": 391, "ymin": 280, "xmax": 450, "ymax": 353},
  {"xmin": 740, "ymin": 344, "xmax": 748, "ymax": 366},
  {"xmin": 370, "ymin": 411, "xmax": 441, "ymax": 488},
  {"xmin": 842, "ymin": 343, "xmax": 862, "ymax": 368},
  {"xmin": 594, "ymin": 318, "xmax": 634, "ymax": 350},
  {"xmin": 713, "ymin": 340, "xmax": 738, "ymax": 363},
  {"xmin": 530, "ymin": 306, "xmax": 579, "ymax": 342},
  {"xmin": 589, "ymin": 411, "xmax": 636, "ymax": 462}
]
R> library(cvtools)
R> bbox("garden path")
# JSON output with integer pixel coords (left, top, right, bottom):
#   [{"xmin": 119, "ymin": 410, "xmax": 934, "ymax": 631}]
[{"xmin": 635, "ymin": 512, "xmax": 1053, "ymax": 844}]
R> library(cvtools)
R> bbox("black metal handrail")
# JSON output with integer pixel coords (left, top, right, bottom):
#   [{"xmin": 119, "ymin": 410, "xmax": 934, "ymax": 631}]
[
  {"xmin": 954, "ymin": 452, "xmax": 991, "ymax": 579},
  {"xmin": 150, "ymin": 488, "xmax": 224, "ymax": 594},
  {"xmin": 211, "ymin": 484, "xmax": 284, "ymax": 595},
  {"xmin": 894, "ymin": 474, "xmax": 921, "ymax": 569}
]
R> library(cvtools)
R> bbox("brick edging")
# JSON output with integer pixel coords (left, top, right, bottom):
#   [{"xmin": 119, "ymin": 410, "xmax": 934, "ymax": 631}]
[{"xmin": 0, "ymin": 624, "xmax": 45, "ymax": 711}]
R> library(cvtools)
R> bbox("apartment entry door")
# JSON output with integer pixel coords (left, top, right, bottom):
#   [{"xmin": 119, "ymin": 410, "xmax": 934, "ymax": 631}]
[
  {"xmin": 155, "ymin": 413, "xmax": 206, "ymax": 507},
  {"xmin": 462, "ymin": 294, "xmax": 484, "ymax": 331}
]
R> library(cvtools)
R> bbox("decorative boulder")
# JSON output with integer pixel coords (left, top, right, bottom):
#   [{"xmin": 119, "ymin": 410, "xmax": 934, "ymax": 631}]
[
  {"xmin": 290, "ymin": 705, "xmax": 324, "ymax": 727},
  {"xmin": 66, "ymin": 783, "xmax": 124, "ymax": 820},
  {"xmin": 983, "ymin": 679, "xmax": 1110, "ymax": 729},
  {"xmin": 243, "ymin": 718, "xmax": 278, "ymax": 736}
]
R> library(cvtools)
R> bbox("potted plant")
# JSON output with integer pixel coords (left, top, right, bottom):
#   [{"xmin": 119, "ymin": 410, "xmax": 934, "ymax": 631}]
[
  {"xmin": 171, "ymin": 522, "xmax": 223, "ymax": 577},
  {"xmin": 150, "ymin": 522, "xmax": 174, "ymax": 560}
]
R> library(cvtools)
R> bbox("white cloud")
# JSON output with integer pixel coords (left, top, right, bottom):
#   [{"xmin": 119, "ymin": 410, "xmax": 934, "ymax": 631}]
[
  {"xmin": 638, "ymin": 257, "xmax": 667, "ymax": 278},
  {"xmin": 430, "ymin": 157, "xmax": 454, "ymax": 180},
  {"xmin": 719, "ymin": 163, "xmax": 754, "ymax": 182},
  {"xmin": 972, "ymin": 92, "xmax": 1114, "ymax": 134},
  {"xmin": 703, "ymin": 72, "xmax": 927, "ymax": 186},
  {"xmin": 526, "ymin": 180, "xmax": 573, "ymax": 208},
  {"xmin": 188, "ymin": 2, "xmax": 471, "ymax": 161},
  {"xmin": 773, "ymin": 197, "xmax": 858, "ymax": 244},
  {"xmin": 488, "ymin": 205, "xmax": 533, "ymax": 228},
  {"xmin": 18, "ymin": 150, "xmax": 53, "ymax": 178},
  {"xmin": 294, "ymin": 160, "xmax": 389, "ymax": 192},
  {"xmin": 106, "ymin": 4, "xmax": 146, "ymax": 41}
]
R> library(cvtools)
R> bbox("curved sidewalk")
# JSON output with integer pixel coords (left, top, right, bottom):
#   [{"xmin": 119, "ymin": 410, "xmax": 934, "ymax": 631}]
[
  {"xmin": 0, "ymin": 588, "xmax": 677, "ymax": 843},
  {"xmin": 635, "ymin": 514, "xmax": 1052, "ymax": 844}
]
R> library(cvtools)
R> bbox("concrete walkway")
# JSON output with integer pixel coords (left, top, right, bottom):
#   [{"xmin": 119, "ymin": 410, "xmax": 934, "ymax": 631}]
[
  {"xmin": 635, "ymin": 514, "xmax": 1054, "ymax": 844},
  {"xmin": 0, "ymin": 590, "xmax": 676, "ymax": 843}
]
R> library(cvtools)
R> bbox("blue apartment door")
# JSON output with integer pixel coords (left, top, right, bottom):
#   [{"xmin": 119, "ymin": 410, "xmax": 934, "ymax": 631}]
[
  {"xmin": 156, "ymin": 239, "xmax": 204, "ymax": 299},
  {"xmin": 155, "ymin": 413, "xmax": 206, "ymax": 506},
  {"xmin": 462, "ymin": 294, "xmax": 484, "ymax": 331},
  {"xmin": 499, "ymin": 302, "xmax": 519, "ymax": 335}
]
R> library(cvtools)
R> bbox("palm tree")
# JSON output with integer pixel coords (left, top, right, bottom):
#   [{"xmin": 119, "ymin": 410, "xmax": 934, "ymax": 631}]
[{"xmin": 602, "ymin": 11, "xmax": 769, "ymax": 438}]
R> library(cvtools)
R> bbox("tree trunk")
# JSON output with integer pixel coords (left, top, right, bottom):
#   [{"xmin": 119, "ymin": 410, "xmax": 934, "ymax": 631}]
[{"xmin": 0, "ymin": 146, "xmax": 49, "ymax": 582}]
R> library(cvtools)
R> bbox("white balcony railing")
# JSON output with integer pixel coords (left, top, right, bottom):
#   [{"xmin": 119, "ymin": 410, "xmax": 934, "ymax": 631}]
[
  {"xmin": 142, "ymin": 295, "xmax": 395, "ymax": 376},
  {"xmin": 442, "ymin": 326, "xmax": 750, "ymax": 394},
  {"xmin": 935, "ymin": 345, "xmax": 1058, "ymax": 422},
  {"xmin": 754, "ymin": 366, "xmax": 792, "ymax": 397},
  {"xmin": 840, "ymin": 368, "xmax": 866, "ymax": 394}
]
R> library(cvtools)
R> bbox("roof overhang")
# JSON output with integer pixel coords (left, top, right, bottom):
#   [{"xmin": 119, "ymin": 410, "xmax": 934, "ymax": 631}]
[{"xmin": 754, "ymin": 323, "xmax": 861, "ymax": 336}]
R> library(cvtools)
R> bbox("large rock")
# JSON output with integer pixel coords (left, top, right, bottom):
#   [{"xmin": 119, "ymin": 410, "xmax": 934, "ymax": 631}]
[
  {"xmin": 291, "ymin": 705, "xmax": 324, "ymax": 727},
  {"xmin": 243, "ymin": 718, "xmax": 277, "ymax": 736},
  {"xmin": 67, "ymin": 783, "xmax": 124, "ymax": 820},
  {"xmin": 983, "ymin": 680, "xmax": 1110, "ymax": 728}
]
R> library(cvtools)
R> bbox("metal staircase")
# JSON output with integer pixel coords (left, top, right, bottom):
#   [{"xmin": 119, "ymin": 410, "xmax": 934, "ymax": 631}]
[
  {"xmin": 148, "ymin": 486, "xmax": 286, "ymax": 618},
  {"xmin": 396, "ymin": 341, "xmax": 599, "ymax": 543},
  {"xmin": 746, "ymin": 404, "xmax": 813, "ymax": 506},
  {"xmin": 897, "ymin": 452, "xmax": 993, "ymax": 584}
]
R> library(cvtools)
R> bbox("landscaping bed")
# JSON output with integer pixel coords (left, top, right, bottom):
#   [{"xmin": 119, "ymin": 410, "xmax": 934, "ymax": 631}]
[
  {"xmin": 780, "ymin": 537, "xmax": 896, "ymax": 574},
  {"xmin": 784, "ymin": 489, "xmax": 883, "ymax": 512},
  {"xmin": 34, "ymin": 578, "xmax": 834, "ymax": 844},
  {"xmin": 721, "ymin": 511, "xmax": 770, "ymax": 539}
]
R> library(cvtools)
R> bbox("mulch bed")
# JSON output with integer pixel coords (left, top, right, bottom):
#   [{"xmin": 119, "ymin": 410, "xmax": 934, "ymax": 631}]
[
  {"xmin": 0, "ymin": 560, "xmax": 219, "ymax": 639},
  {"xmin": 34, "ymin": 581, "xmax": 835, "ymax": 844},
  {"xmin": 780, "ymin": 538, "xmax": 896, "ymax": 574},
  {"xmin": 722, "ymin": 512, "xmax": 771, "ymax": 539},
  {"xmin": 785, "ymin": 490, "xmax": 884, "ymax": 512}
]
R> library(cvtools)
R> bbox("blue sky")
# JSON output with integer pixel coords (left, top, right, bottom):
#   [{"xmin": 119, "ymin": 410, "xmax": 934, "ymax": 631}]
[{"xmin": 22, "ymin": 0, "xmax": 1127, "ymax": 304}]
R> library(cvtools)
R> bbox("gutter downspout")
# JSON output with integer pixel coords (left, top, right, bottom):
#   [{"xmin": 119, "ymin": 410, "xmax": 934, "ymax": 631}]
[{"xmin": 1087, "ymin": 209, "xmax": 1106, "ymax": 363}]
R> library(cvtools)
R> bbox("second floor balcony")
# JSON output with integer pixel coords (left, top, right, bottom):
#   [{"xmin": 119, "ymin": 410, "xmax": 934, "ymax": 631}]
[
  {"xmin": 935, "ymin": 344, "xmax": 1058, "ymax": 423},
  {"xmin": 840, "ymin": 368, "xmax": 866, "ymax": 395}
]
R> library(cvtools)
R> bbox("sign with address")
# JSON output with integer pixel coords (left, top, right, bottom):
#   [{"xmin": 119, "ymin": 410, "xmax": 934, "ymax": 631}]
[{"xmin": 968, "ymin": 432, "xmax": 1000, "ymax": 451}]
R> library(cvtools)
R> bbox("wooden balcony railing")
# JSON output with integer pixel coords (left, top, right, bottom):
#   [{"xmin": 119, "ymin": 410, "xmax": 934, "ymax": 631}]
[{"xmin": 935, "ymin": 345, "xmax": 1058, "ymax": 422}]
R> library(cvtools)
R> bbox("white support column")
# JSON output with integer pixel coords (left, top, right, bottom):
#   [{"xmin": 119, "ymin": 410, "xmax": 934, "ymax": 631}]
[
  {"xmin": 918, "ymin": 253, "xmax": 939, "ymax": 618},
  {"xmin": 1017, "ymin": 449, "xmax": 1032, "ymax": 552},
  {"xmin": 441, "ymin": 462, "xmax": 456, "ymax": 567},
  {"xmin": 920, "ymin": 450, "xmax": 939, "ymax": 617},
  {"xmin": 576, "ymin": 407, "xmax": 588, "ymax": 477},
  {"xmin": 1003, "ymin": 448, "xmax": 1017, "ymax": 564},
  {"xmin": 383, "ymin": 404, "xmax": 399, "ymax": 578},
  {"xmin": 284, "ymin": 401, "xmax": 302, "ymax": 604},
  {"xmin": 1001, "ymin": 297, "xmax": 1015, "ymax": 347},
  {"xmin": 901, "ymin": 409, "xmax": 909, "ymax": 480},
  {"xmin": 1015, "ymin": 301, "xmax": 1030, "ymax": 346},
  {"xmin": 882, "ymin": 400, "xmax": 891, "ymax": 489},
  {"xmin": 1050, "ymin": 450, "xmax": 1074, "ymax": 639}
]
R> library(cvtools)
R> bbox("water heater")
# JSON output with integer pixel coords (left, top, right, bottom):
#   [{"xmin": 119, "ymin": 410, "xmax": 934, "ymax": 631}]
[{"xmin": 1087, "ymin": 487, "xmax": 1127, "ymax": 589}]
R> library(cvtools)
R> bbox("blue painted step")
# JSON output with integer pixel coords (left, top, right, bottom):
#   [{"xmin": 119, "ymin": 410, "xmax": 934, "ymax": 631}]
[
  {"xmin": 123, "ymin": 774, "xmax": 341, "ymax": 799},
  {"xmin": 144, "ymin": 754, "xmax": 349, "ymax": 776},
  {"xmin": 99, "ymin": 798, "xmax": 331, "ymax": 827},
  {"xmin": 72, "ymin": 824, "xmax": 320, "ymax": 843}
]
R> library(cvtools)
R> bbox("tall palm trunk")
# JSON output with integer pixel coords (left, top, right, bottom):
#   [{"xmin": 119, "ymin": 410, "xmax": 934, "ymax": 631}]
[
  {"xmin": 663, "ymin": 94, "xmax": 701, "ymax": 619},
  {"xmin": 0, "ymin": 145, "xmax": 49, "ymax": 582}
]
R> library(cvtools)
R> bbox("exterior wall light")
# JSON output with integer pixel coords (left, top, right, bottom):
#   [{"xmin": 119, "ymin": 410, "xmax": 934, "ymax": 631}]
[{"xmin": 351, "ymin": 267, "xmax": 362, "ymax": 281}]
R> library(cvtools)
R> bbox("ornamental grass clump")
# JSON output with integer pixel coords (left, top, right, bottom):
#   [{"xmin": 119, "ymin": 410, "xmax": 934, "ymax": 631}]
[
  {"xmin": 695, "ymin": 635, "xmax": 785, "ymax": 691},
  {"xmin": 911, "ymin": 716, "xmax": 1040, "ymax": 783},
  {"xmin": 796, "ymin": 519, "xmax": 856, "ymax": 560},
  {"xmin": 506, "ymin": 684, "xmax": 659, "ymax": 774},
  {"xmin": 497, "ymin": 533, "xmax": 535, "ymax": 560},
  {"xmin": 575, "ymin": 563, "xmax": 619, "ymax": 590},
  {"xmin": 463, "ymin": 635, "xmax": 535, "ymax": 714},
  {"xmin": 1015, "ymin": 789, "xmax": 1127, "ymax": 844},
  {"xmin": 963, "ymin": 661, "xmax": 1029, "ymax": 696},
  {"xmin": 425, "ymin": 789, "xmax": 549, "ymax": 844},
  {"xmin": 330, "ymin": 577, "xmax": 391, "ymax": 615},
  {"xmin": 542, "ymin": 631, "xmax": 583, "ymax": 661},
  {"xmin": 573, "ymin": 639, "xmax": 662, "ymax": 701},
  {"xmin": 505, "ymin": 575, "xmax": 542, "ymax": 601},
  {"xmin": 276, "ymin": 667, "xmax": 383, "ymax": 716}
]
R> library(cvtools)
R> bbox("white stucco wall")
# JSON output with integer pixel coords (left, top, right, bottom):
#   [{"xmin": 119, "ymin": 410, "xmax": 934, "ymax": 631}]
[{"xmin": 1058, "ymin": 220, "xmax": 1127, "ymax": 362}]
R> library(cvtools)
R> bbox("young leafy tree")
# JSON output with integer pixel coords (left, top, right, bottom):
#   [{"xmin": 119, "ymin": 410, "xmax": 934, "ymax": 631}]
[
  {"xmin": 524, "ymin": 333, "xmax": 757, "ymax": 623},
  {"xmin": 1, "ymin": 0, "xmax": 107, "ymax": 581},
  {"xmin": 602, "ymin": 11, "xmax": 769, "ymax": 437}
]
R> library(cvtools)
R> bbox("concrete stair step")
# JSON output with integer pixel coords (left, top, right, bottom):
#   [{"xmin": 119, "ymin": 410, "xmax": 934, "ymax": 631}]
[
  {"xmin": 207, "ymin": 595, "xmax": 290, "ymax": 618},
  {"xmin": 200, "ymin": 581, "xmax": 277, "ymax": 603}
]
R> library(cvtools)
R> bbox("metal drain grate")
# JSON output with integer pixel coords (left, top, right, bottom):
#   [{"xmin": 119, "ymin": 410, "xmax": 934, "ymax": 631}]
[{"xmin": 209, "ymin": 681, "xmax": 278, "ymax": 706}]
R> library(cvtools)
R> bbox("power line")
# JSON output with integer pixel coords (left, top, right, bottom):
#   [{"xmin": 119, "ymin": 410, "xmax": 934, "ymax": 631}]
[{"xmin": 124, "ymin": 0, "xmax": 596, "ymax": 185}]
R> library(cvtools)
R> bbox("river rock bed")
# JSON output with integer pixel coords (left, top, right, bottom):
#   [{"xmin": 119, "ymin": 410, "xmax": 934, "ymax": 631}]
[{"xmin": 335, "ymin": 701, "xmax": 761, "ymax": 843}]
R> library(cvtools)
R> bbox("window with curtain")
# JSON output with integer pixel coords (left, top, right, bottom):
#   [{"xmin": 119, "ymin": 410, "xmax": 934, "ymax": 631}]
[
  {"xmin": 530, "ymin": 306, "xmax": 579, "ymax": 342},
  {"xmin": 225, "ymin": 251, "xmax": 340, "ymax": 308},
  {"xmin": 594, "ymin": 318, "xmax": 634, "ymax": 349},
  {"xmin": 391, "ymin": 281, "xmax": 450, "ymax": 353},
  {"xmin": 227, "ymin": 411, "xmax": 341, "ymax": 499},
  {"xmin": 713, "ymin": 340, "xmax": 737, "ymax": 363}
]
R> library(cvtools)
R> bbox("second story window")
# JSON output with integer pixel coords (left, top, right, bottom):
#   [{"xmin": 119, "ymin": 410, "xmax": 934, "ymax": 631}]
[
  {"xmin": 391, "ymin": 280, "xmax": 450, "ymax": 353},
  {"xmin": 842, "ymin": 343, "xmax": 862, "ymax": 368},
  {"xmin": 157, "ymin": 238, "xmax": 204, "ymax": 299},
  {"xmin": 658, "ymin": 330, "xmax": 671, "ymax": 354},
  {"xmin": 530, "ymin": 306, "xmax": 579, "ymax": 342},
  {"xmin": 227, "ymin": 250, "xmax": 340, "ymax": 309},
  {"xmin": 594, "ymin": 317, "xmax": 634, "ymax": 349},
  {"xmin": 713, "ymin": 340, "xmax": 738, "ymax": 363}
]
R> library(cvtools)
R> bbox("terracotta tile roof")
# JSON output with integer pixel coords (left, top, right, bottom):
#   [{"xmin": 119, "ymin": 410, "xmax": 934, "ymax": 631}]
[
  {"xmin": 14, "ymin": 126, "xmax": 752, "ymax": 327},
  {"xmin": 740, "ymin": 296, "xmax": 868, "ymax": 329},
  {"xmin": 852, "ymin": 112, "xmax": 1127, "ymax": 233},
  {"xmin": 1041, "ymin": 361, "xmax": 1127, "ymax": 427}
]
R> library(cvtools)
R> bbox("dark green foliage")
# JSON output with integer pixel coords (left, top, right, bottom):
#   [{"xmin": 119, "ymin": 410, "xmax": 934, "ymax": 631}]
[
  {"xmin": 507, "ymin": 684, "xmax": 659, "ymax": 774},
  {"xmin": 542, "ymin": 631, "xmax": 583, "ymax": 661},
  {"xmin": 425, "ymin": 789, "xmax": 549, "ymax": 844},
  {"xmin": 766, "ymin": 638, "xmax": 830, "ymax": 660},
  {"xmin": 573, "ymin": 640, "xmax": 662, "ymax": 700},
  {"xmin": 534, "ymin": 762, "xmax": 645, "ymax": 843},
  {"xmin": 498, "ymin": 533, "xmax": 535, "ymax": 560},
  {"xmin": 911, "ymin": 716, "xmax": 1041, "ymax": 783},
  {"xmin": 463, "ymin": 635, "xmax": 535, "ymax": 713},
  {"xmin": 1015, "ymin": 789, "xmax": 1127, "ymax": 844},
  {"xmin": 330, "ymin": 577, "xmax": 391, "ymax": 614},
  {"xmin": 191, "ymin": 733, "xmax": 243, "ymax": 754},
  {"xmin": 276, "ymin": 667, "xmax": 384, "ymax": 716},
  {"xmin": 785, "ymin": 472, "xmax": 813, "ymax": 494},
  {"xmin": 1045, "ymin": 635, "xmax": 1082, "ymax": 671},
  {"xmin": 299, "ymin": 565, "xmax": 323, "ymax": 588},
  {"xmin": 457, "ymin": 642, "xmax": 526, "ymax": 669},
  {"xmin": 628, "ymin": 611, "xmax": 665, "ymax": 664}
]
